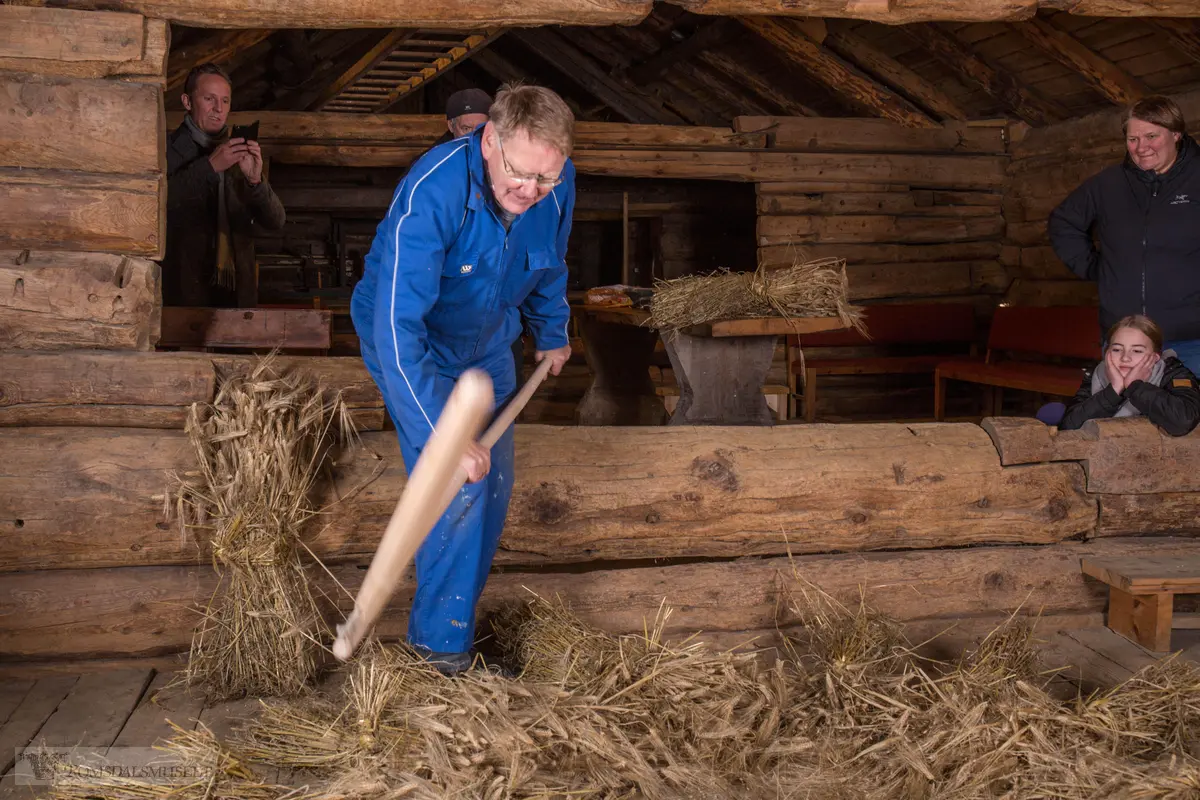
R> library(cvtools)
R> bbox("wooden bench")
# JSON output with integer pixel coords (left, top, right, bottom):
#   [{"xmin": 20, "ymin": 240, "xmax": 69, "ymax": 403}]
[
  {"xmin": 158, "ymin": 307, "xmax": 333, "ymax": 352},
  {"xmin": 786, "ymin": 303, "xmax": 977, "ymax": 422},
  {"xmin": 1082, "ymin": 556, "xmax": 1200, "ymax": 652},
  {"xmin": 934, "ymin": 305, "xmax": 1100, "ymax": 421}
]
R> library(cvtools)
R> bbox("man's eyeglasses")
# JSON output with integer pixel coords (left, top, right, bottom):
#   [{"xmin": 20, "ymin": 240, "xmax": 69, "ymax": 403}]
[{"xmin": 494, "ymin": 131, "xmax": 562, "ymax": 190}]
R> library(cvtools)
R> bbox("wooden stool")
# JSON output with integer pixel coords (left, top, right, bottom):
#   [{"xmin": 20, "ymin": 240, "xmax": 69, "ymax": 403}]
[{"xmin": 1081, "ymin": 556, "xmax": 1200, "ymax": 652}]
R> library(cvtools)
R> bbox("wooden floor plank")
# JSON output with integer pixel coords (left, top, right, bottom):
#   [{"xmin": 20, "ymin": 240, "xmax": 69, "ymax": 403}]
[
  {"xmin": 1063, "ymin": 626, "xmax": 1158, "ymax": 675},
  {"xmin": 0, "ymin": 683, "xmax": 33, "ymax": 730},
  {"xmin": 30, "ymin": 668, "xmax": 152, "ymax": 749},
  {"xmin": 108, "ymin": 672, "xmax": 203, "ymax": 750},
  {"xmin": 1039, "ymin": 629, "xmax": 1138, "ymax": 694},
  {"xmin": 0, "ymin": 676, "xmax": 76, "ymax": 774},
  {"xmin": 196, "ymin": 697, "xmax": 260, "ymax": 745}
]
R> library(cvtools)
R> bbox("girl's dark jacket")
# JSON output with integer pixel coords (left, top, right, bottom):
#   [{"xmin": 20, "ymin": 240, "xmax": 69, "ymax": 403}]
[
  {"xmin": 1059, "ymin": 355, "xmax": 1200, "ymax": 436},
  {"xmin": 1048, "ymin": 134, "xmax": 1200, "ymax": 343}
]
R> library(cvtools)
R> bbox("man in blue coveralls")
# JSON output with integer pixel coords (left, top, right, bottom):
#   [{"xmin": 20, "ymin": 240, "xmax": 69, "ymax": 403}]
[{"xmin": 350, "ymin": 84, "xmax": 575, "ymax": 675}]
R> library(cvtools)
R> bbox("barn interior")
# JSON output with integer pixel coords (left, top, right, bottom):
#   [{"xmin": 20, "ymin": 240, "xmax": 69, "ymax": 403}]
[{"xmin": 6, "ymin": 1, "xmax": 1200, "ymax": 796}]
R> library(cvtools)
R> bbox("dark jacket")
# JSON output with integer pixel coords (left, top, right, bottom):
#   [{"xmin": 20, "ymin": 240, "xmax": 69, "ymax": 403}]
[
  {"xmin": 1048, "ymin": 134, "xmax": 1200, "ymax": 343},
  {"xmin": 163, "ymin": 123, "xmax": 286, "ymax": 307},
  {"xmin": 1059, "ymin": 355, "xmax": 1200, "ymax": 436}
]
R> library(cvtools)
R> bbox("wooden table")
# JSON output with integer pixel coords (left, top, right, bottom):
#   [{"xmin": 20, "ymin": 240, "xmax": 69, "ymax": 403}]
[{"xmin": 576, "ymin": 306, "xmax": 846, "ymax": 426}]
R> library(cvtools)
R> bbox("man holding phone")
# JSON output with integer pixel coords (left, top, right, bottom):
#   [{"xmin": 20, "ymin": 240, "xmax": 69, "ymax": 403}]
[{"xmin": 162, "ymin": 62, "xmax": 285, "ymax": 307}]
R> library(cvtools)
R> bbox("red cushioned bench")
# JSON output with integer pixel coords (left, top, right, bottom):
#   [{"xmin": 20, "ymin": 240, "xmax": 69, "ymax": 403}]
[
  {"xmin": 933, "ymin": 305, "xmax": 1101, "ymax": 421},
  {"xmin": 787, "ymin": 303, "xmax": 977, "ymax": 423}
]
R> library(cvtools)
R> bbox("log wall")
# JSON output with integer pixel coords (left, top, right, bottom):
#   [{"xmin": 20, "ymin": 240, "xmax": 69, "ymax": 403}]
[{"xmin": 3, "ymin": 379, "xmax": 1200, "ymax": 661}]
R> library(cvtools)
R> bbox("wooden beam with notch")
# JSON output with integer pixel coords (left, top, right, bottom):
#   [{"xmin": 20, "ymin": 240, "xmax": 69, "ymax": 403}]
[
  {"xmin": 738, "ymin": 16, "xmax": 937, "ymax": 128},
  {"xmin": 511, "ymin": 27, "xmax": 682, "ymax": 125},
  {"xmin": 824, "ymin": 23, "xmax": 967, "ymax": 121},
  {"xmin": 308, "ymin": 29, "xmax": 415, "ymax": 111},
  {"xmin": 903, "ymin": 23, "xmax": 1061, "ymax": 127},
  {"xmin": 375, "ymin": 30, "xmax": 505, "ymax": 112},
  {"xmin": 1014, "ymin": 15, "xmax": 1147, "ymax": 106}
]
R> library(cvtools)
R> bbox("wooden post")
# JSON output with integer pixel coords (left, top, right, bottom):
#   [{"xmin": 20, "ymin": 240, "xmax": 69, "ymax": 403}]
[
  {"xmin": 1108, "ymin": 586, "xmax": 1173, "ymax": 652},
  {"xmin": 621, "ymin": 190, "xmax": 630, "ymax": 285}
]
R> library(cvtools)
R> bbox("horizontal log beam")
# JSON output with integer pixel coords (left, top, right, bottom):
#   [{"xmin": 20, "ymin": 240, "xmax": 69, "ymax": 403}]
[
  {"xmin": 3, "ymin": 536, "xmax": 1195, "ymax": 660},
  {"xmin": 0, "ymin": 251, "xmax": 161, "ymax": 351},
  {"xmin": 0, "ymin": 9, "xmax": 167, "ymax": 80},
  {"xmin": 757, "ymin": 213, "xmax": 1005, "ymax": 245},
  {"xmin": 2, "ymin": 0, "xmax": 652, "ymax": 28},
  {"xmin": 1, "ymin": 73, "xmax": 162, "ymax": 175},
  {"xmin": 166, "ymin": 111, "xmax": 766, "ymax": 150},
  {"xmin": 158, "ymin": 307, "xmax": 332, "ymax": 349},
  {"xmin": 982, "ymin": 416, "xmax": 1200, "ymax": 494},
  {"xmin": 0, "ymin": 170, "xmax": 163, "ymax": 257},
  {"xmin": 734, "ymin": 116, "xmax": 1004, "ymax": 153},
  {"xmin": 758, "ymin": 241, "xmax": 1001, "ymax": 267},
  {"xmin": 844, "ymin": 260, "xmax": 1008, "ymax": 300},
  {"xmin": 757, "ymin": 191, "xmax": 1000, "ymax": 216},
  {"xmin": 0, "ymin": 422, "xmax": 1094, "ymax": 573},
  {"xmin": 670, "ymin": 1, "xmax": 1200, "ymax": 21}
]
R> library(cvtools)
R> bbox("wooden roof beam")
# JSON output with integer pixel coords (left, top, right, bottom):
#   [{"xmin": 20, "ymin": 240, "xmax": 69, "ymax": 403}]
[
  {"xmin": 625, "ymin": 18, "xmax": 737, "ymax": 84},
  {"xmin": 166, "ymin": 28, "xmax": 273, "ymax": 92},
  {"xmin": 902, "ymin": 23, "xmax": 1062, "ymax": 127},
  {"xmin": 6, "ymin": 0, "xmax": 652, "ymax": 28},
  {"xmin": 738, "ymin": 16, "xmax": 937, "ymax": 128},
  {"xmin": 1014, "ymin": 15, "xmax": 1147, "ymax": 105},
  {"xmin": 1149, "ymin": 18, "xmax": 1200, "ymax": 65},
  {"xmin": 374, "ymin": 30, "xmax": 505, "ymax": 112},
  {"xmin": 823, "ymin": 23, "xmax": 967, "ymax": 121},
  {"xmin": 511, "ymin": 27, "xmax": 683, "ymax": 125},
  {"xmin": 695, "ymin": 49, "xmax": 820, "ymax": 117},
  {"xmin": 307, "ymin": 29, "xmax": 415, "ymax": 111}
]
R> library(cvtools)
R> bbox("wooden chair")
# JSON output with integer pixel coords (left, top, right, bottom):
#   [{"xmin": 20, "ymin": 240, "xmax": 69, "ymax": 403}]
[
  {"xmin": 786, "ymin": 303, "xmax": 977, "ymax": 422},
  {"xmin": 934, "ymin": 305, "xmax": 1100, "ymax": 420},
  {"xmin": 1082, "ymin": 556, "xmax": 1200, "ymax": 652}
]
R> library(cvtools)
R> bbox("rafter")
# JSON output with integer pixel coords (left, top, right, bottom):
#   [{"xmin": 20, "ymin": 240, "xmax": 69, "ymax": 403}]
[
  {"xmin": 511, "ymin": 27, "xmax": 683, "ymax": 125},
  {"xmin": 307, "ymin": 29, "xmax": 415, "ymax": 111},
  {"xmin": 696, "ymin": 49, "xmax": 820, "ymax": 117},
  {"xmin": 469, "ymin": 46, "xmax": 591, "ymax": 119},
  {"xmin": 374, "ymin": 30, "xmax": 505, "ymax": 113},
  {"xmin": 671, "ymin": 58, "xmax": 774, "ymax": 118},
  {"xmin": 626, "ymin": 18, "xmax": 737, "ymax": 84},
  {"xmin": 902, "ymin": 23, "xmax": 1061, "ymax": 127},
  {"xmin": 1149, "ymin": 18, "xmax": 1200, "ymax": 65},
  {"xmin": 166, "ymin": 28, "xmax": 274, "ymax": 92},
  {"xmin": 824, "ymin": 23, "xmax": 967, "ymax": 121},
  {"xmin": 738, "ymin": 16, "xmax": 936, "ymax": 128},
  {"xmin": 1014, "ymin": 15, "xmax": 1147, "ymax": 105}
]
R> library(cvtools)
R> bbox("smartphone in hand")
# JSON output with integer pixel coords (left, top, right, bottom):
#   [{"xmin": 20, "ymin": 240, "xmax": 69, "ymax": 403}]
[{"xmin": 230, "ymin": 121, "xmax": 260, "ymax": 142}]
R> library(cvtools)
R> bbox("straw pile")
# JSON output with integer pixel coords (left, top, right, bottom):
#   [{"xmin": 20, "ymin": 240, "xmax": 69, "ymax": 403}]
[
  {"xmin": 169, "ymin": 356, "xmax": 355, "ymax": 700},
  {"xmin": 647, "ymin": 257, "xmax": 865, "ymax": 336},
  {"xmin": 49, "ymin": 588, "xmax": 1200, "ymax": 800}
]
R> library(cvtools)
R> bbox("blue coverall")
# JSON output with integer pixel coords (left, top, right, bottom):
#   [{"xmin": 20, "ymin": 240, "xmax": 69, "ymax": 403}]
[{"xmin": 350, "ymin": 128, "xmax": 574, "ymax": 658}]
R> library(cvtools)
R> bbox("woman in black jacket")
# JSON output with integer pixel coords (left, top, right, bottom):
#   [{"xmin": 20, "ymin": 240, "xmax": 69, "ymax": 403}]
[
  {"xmin": 1048, "ymin": 95, "xmax": 1200, "ymax": 377},
  {"xmin": 1060, "ymin": 315, "xmax": 1200, "ymax": 436}
]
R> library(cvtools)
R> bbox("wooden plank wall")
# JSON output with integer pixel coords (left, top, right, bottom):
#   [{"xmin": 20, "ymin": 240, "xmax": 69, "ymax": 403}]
[
  {"xmin": 0, "ymin": 5, "xmax": 167, "ymax": 352},
  {"xmin": 1003, "ymin": 87, "xmax": 1200, "ymax": 307},
  {"xmin": 742, "ymin": 116, "xmax": 1010, "ymax": 419}
]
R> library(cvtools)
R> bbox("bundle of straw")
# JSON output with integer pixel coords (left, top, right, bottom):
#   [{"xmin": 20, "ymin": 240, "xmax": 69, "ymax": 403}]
[
  {"xmin": 170, "ymin": 356, "xmax": 355, "ymax": 699},
  {"xmin": 647, "ymin": 257, "xmax": 865, "ymax": 336}
]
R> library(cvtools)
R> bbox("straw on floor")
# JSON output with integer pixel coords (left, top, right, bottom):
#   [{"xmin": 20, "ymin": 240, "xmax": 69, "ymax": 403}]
[
  {"xmin": 168, "ymin": 356, "xmax": 356, "ymax": 700},
  {"xmin": 647, "ymin": 257, "xmax": 865, "ymax": 336},
  {"xmin": 51, "ymin": 587, "xmax": 1200, "ymax": 799}
]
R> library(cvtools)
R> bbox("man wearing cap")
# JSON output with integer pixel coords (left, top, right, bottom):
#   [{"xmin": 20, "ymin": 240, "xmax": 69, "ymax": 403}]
[
  {"xmin": 350, "ymin": 83, "xmax": 575, "ymax": 675},
  {"xmin": 442, "ymin": 88, "xmax": 493, "ymax": 141}
]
